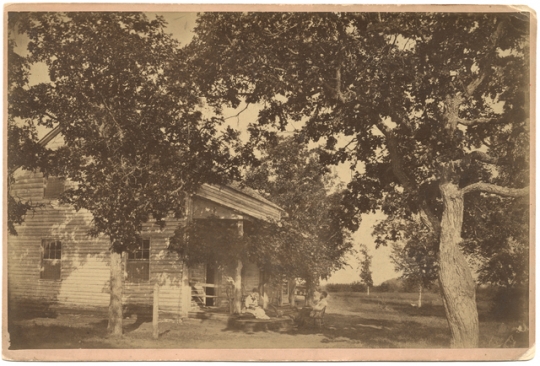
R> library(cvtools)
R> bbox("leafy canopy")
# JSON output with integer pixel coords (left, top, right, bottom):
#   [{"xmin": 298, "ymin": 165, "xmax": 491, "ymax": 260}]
[
  {"xmin": 189, "ymin": 11, "xmax": 530, "ymax": 280},
  {"xmin": 13, "ymin": 13, "xmax": 243, "ymax": 250}
]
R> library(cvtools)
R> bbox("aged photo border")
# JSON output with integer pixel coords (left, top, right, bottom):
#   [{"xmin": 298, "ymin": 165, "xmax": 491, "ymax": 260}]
[{"xmin": 2, "ymin": 2, "xmax": 536, "ymax": 361}]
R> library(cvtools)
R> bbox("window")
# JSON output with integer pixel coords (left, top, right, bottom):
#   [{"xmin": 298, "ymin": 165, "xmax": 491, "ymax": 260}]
[
  {"xmin": 44, "ymin": 177, "xmax": 65, "ymax": 199},
  {"xmin": 126, "ymin": 239, "xmax": 150, "ymax": 282},
  {"xmin": 41, "ymin": 239, "xmax": 61, "ymax": 280}
]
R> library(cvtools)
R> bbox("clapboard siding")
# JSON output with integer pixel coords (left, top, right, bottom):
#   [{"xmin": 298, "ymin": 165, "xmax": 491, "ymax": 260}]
[{"xmin": 8, "ymin": 170, "xmax": 188, "ymax": 317}]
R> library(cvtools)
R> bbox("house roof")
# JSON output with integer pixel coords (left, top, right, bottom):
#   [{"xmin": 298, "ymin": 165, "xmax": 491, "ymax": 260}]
[{"xmin": 34, "ymin": 126, "xmax": 283, "ymax": 222}]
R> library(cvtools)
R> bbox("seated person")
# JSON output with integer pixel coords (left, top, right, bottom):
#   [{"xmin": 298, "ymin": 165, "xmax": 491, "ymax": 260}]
[
  {"xmin": 310, "ymin": 291, "xmax": 328, "ymax": 316},
  {"xmin": 243, "ymin": 288, "xmax": 270, "ymax": 319},
  {"xmin": 296, "ymin": 291, "xmax": 328, "ymax": 326}
]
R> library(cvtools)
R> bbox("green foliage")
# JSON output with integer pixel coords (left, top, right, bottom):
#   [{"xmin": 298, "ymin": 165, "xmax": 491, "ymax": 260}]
[
  {"xmin": 374, "ymin": 215, "xmax": 439, "ymax": 291},
  {"xmin": 243, "ymin": 137, "xmax": 355, "ymax": 284},
  {"xmin": 11, "ymin": 13, "xmax": 242, "ymax": 250},
  {"xmin": 191, "ymin": 11, "xmax": 529, "ymax": 215},
  {"xmin": 7, "ymin": 15, "xmax": 50, "ymax": 235},
  {"xmin": 462, "ymin": 195, "xmax": 529, "ymax": 288},
  {"xmin": 325, "ymin": 281, "xmax": 366, "ymax": 293}
]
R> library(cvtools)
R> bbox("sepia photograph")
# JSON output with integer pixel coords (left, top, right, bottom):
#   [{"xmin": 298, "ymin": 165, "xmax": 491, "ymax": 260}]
[{"xmin": 3, "ymin": 3, "xmax": 535, "ymax": 361}]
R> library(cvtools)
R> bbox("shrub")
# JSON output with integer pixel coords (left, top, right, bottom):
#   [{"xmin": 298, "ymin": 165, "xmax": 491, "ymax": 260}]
[{"xmin": 490, "ymin": 286, "xmax": 529, "ymax": 322}]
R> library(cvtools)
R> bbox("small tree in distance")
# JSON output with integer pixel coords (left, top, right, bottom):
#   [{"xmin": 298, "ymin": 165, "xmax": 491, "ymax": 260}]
[
  {"xmin": 374, "ymin": 214, "xmax": 439, "ymax": 308},
  {"xmin": 359, "ymin": 244, "xmax": 374, "ymax": 296}
]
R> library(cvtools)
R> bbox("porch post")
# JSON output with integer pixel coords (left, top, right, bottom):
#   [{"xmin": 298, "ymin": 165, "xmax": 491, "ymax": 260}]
[
  {"xmin": 233, "ymin": 220, "xmax": 244, "ymax": 314},
  {"xmin": 288, "ymin": 277, "xmax": 297, "ymax": 308},
  {"xmin": 259, "ymin": 269, "xmax": 269, "ymax": 309},
  {"xmin": 181, "ymin": 193, "xmax": 193, "ymax": 317}
]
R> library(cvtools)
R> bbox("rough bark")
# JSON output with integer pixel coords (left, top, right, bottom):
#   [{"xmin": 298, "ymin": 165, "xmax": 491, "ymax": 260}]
[
  {"xmin": 439, "ymin": 182, "xmax": 479, "ymax": 348},
  {"xmin": 107, "ymin": 250, "xmax": 124, "ymax": 336},
  {"xmin": 462, "ymin": 183, "xmax": 529, "ymax": 197}
]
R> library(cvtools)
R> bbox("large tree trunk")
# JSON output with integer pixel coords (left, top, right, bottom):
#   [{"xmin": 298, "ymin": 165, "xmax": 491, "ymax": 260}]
[
  {"xmin": 439, "ymin": 182, "xmax": 479, "ymax": 348},
  {"xmin": 233, "ymin": 259, "xmax": 243, "ymax": 314},
  {"xmin": 108, "ymin": 250, "xmax": 124, "ymax": 336}
]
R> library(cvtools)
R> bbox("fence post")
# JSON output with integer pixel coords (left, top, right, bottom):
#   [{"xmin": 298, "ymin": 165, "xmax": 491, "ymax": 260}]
[{"xmin": 153, "ymin": 282, "xmax": 159, "ymax": 339}]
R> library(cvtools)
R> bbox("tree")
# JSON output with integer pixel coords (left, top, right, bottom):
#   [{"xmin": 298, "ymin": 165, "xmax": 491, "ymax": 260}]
[
  {"xmin": 243, "ymin": 137, "xmax": 355, "ymax": 304},
  {"xmin": 189, "ymin": 12, "xmax": 530, "ymax": 347},
  {"xmin": 376, "ymin": 215, "xmax": 438, "ymax": 307},
  {"xmin": 7, "ymin": 15, "xmax": 51, "ymax": 235},
  {"xmin": 461, "ymin": 195, "xmax": 529, "ymax": 321},
  {"xmin": 12, "ymin": 13, "xmax": 241, "ymax": 336},
  {"xmin": 358, "ymin": 245, "xmax": 373, "ymax": 295}
]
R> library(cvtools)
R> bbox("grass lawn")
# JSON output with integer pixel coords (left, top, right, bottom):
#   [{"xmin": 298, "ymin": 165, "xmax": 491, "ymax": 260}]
[{"xmin": 7, "ymin": 291, "xmax": 528, "ymax": 349}]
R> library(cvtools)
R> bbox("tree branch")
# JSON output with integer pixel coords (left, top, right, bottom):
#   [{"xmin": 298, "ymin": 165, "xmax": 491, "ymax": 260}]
[
  {"xmin": 224, "ymin": 103, "xmax": 251, "ymax": 121},
  {"xmin": 375, "ymin": 120, "xmax": 441, "ymax": 233},
  {"xmin": 375, "ymin": 121, "xmax": 415, "ymax": 193},
  {"xmin": 457, "ymin": 117, "xmax": 495, "ymax": 126},
  {"xmin": 466, "ymin": 151, "xmax": 499, "ymax": 165},
  {"xmin": 463, "ymin": 20, "xmax": 506, "ymax": 96},
  {"xmin": 461, "ymin": 183, "xmax": 529, "ymax": 197}
]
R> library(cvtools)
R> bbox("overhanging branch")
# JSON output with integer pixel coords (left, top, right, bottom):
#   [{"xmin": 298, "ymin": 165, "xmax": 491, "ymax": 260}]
[
  {"xmin": 375, "ymin": 120, "xmax": 441, "ymax": 233},
  {"xmin": 457, "ymin": 117, "xmax": 495, "ymax": 126},
  {"xmin": 461, "ymin": 182, "xmax": 529, "ymax": 197}
]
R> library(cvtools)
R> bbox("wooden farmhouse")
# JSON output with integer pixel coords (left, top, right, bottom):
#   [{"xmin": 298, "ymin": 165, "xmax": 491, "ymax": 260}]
[{"xmin": 8, "ymin": 128, "xmax": 289, "ymax": 320}]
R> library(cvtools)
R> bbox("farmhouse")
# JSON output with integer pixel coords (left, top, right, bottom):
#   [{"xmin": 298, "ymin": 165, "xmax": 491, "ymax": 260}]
[{"xmin": 7, "ymin": 128, "xmax": 288, "ymax": 320}]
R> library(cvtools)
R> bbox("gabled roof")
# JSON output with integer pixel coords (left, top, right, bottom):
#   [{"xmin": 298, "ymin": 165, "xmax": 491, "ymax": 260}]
[{"xmin": 34, "ymin": 126, "xmax": 283, "ymax": 222}]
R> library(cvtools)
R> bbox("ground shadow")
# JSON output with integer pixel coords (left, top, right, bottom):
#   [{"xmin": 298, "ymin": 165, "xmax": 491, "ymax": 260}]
[
  {"xmin": 8, "ymin": 319, "xmax": 109, "ymax": 350},
  {"xmin": 123, "ymin": 305, "xmax": 153, "ymax": 333},
  {"xmin": 124, "ymin": 314, "xmax": 152, "ymax": 333},
  {"xmin": 299, "ymin": 313, "xmax": 451, "ymax": 348},
  {"xmin": 220, "ymin": 312, "xmax": 451, "ymax": 348},
  {"xmin": 387, "ymin": 302, "xmax": 447, "ymax": 318}
]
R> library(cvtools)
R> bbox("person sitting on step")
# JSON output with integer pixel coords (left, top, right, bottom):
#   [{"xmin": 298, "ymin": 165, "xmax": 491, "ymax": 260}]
[{"xmin": 243, "ymin": 288, "xmax": 270, "ymax": 320}]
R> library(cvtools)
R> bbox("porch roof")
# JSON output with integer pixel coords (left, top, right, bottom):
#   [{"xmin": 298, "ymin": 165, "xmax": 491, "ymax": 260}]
[{"xmin": 196, "ymin": 184, "xmax": 283, "ymax": 222}]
